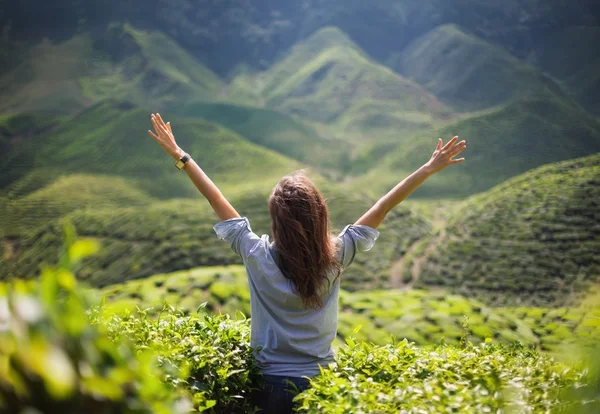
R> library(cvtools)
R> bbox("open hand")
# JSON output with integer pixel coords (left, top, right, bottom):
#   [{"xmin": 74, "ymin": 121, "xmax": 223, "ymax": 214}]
[
  {"xmin": 148, "ymin": 113, "xmax": 184, "ymax": 160},
  {"xmin": 425, "ymin": 135, "xmax": 466, "ymax": 174}
]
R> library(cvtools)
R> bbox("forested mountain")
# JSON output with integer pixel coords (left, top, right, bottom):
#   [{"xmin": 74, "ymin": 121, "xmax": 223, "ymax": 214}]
[
  {"xmin": 2, "ymin": 0, "xmax": 599, "ymax": 111},
  {"xmin": 1, "ymin": 1, "xmax": 599, "ymax": 309}
]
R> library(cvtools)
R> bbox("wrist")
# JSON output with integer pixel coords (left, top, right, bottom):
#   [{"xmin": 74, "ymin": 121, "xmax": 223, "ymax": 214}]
[
  {"xmin": 420, "ymin": 163, "xmax": 436, "ymax": 177},
  {"xmin": 172, "ymin": 147, "xmax": 186, "ymax": 160}
]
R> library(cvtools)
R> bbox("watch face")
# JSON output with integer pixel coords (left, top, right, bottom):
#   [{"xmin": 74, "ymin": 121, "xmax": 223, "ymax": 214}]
[{"xmin": 175, "ymin": 160, "xmax": 185, "ymax": 170}]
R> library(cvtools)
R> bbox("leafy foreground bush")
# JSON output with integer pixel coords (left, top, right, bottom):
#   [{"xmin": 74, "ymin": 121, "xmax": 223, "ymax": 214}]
[
  {"xmin": 96, "ymin": 305, "xmax": 261, "ymax": 413},
  {"xmin": 296, "ymin": 338, "xmax": 593, "ymax": 414},
  {"xmin": 0, "ymin": 267, "xmax": 188, "ymax": 413},
  {"xmin": 2, "ymin": 276, "xmax": 595, "ymax": 414}
]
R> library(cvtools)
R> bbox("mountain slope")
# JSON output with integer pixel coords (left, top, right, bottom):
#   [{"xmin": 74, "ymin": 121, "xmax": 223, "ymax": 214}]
[
  {"xmin": 0, "ymin": 100, "xmax": 300, "ymax": 200},
  {"xmin": 0, "ymin": 23, "xmax": 223, "ymax": 115},
  {"xmin": 355, "ymin": 95, "xmax": 600, "ymax": 198},
  {"xmin": 394, "ymin": 24, "xmax": 567, "ymax": 111},
  {"xmin": 1, "ymin": 174, "xmax": 154, "ymax": 237},
  {"xmin": 245, "ymin": 27, "xmax": 452, "ymax": 143},
  {"xmin": 412, "ymin": 153, "xmax": 600, "ymax": 306},
  {"xmin": 172, "ymin": 102, "xmax": 347, "ymax": 170}
]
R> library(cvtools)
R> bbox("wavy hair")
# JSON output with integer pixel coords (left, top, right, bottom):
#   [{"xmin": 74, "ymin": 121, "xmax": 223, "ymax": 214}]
[{"xmin": 268, "ymin": 170, "xmax": 341, "ymax": 309}]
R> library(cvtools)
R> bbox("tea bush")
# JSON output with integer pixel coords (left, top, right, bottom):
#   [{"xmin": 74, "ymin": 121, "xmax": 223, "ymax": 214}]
[
  {"xmin": 0, "ymin": 254, "xmax": 187, "ymax": 413},
  {"xmin": 1, "ymin": 225, "xmax": 597, "ymax": 413},
  {"xmin": 295, "ymin": 339, "xmax": 587, "ymax": 413},
  {"xmin": 98, "ymin": 305, "xmax": 261, "ymax": 413}
]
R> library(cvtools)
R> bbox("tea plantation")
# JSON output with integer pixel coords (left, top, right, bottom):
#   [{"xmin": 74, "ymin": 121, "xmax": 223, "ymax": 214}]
[
  {"xmin": 97, "ymin": 265, "xmax": 600, "ymax": 357},
  {"xmin": 1, "ymin": 186, "xmax": 430, "ymax": 291},
  {"xmin": 407, "ymin": 153, "xmax": 600, "ymax": 306},
  {"xmin": 1, "ymin": 251, "xmax": 598, "ymax": 413}
]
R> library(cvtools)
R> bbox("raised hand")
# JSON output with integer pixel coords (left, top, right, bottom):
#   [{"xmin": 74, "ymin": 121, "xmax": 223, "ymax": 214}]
[
  {"xmin": 425, "ymin": 135, "xmax": 466, "ymax": 174},
  {"xmin": 148, "ymin": 113, "xmax": 184, "ymax": 160}
]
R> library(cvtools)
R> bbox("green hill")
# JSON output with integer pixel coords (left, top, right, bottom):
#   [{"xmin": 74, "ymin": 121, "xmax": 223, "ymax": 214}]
[
  {"xmin": 1, "ymin": 174, "xmax": 154, "ymax": 237},
  {"xmin": 536, "ymin": 26, "xmax": 600, "ymax": 114},
  {"xmin": 0, "ymin": 113, "xmax": 65, "ymax": 190},
  {"xmin": 409, "ymin": 153, "xmax": 600, "ymax": 306},
  {"xmin": 0, "ymin": 23, "xmax": 222, "ymax": 115},
  {"xmin": 172, "ymin": 102, "xmax": 347, "ymax": 170},
  {"xmin": 354, "ymin": 95, "xmax": 600, "ymax": 198},
  {"xmin": 240, "ymin": 27, "xmax": 453, "ymax": 146},
  {"xmin": 1, "ymin": 100, "xmax": 300, "ymax": 200},
  {"xmin": 0, "ymin": 188, "xmax": 430, "ymax": 290},
  {"xmin": 394, "ymin": 24, "xmax": 567, "ymax": 111}
]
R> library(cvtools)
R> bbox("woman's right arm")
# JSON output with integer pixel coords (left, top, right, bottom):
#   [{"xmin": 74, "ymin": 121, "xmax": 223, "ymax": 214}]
[{"xmin": 354, "ymin": 135, "xmax": 466, "ymax": 229}]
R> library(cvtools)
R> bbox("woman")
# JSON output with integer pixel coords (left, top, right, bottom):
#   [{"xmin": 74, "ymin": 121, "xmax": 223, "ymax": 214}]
[{"xmin": 148, "ymin": 113, "xmax": 466, "ymax": 413}]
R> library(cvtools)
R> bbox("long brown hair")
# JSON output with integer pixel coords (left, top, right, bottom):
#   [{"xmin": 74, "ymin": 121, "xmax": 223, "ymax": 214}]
[{"xmin": 268, "ymin": 170, "xmax": 341, "ymax": 309}]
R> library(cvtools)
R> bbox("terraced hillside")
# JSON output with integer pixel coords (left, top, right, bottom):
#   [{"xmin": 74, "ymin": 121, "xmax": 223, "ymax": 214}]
[
  {"xmin": 1, "ymin": 188, "xmax": 430, "ymax": 290},
  {"xmin": 1, "ymin": 174, "xmax": 154, "ymax": 236},
  {"xmin": 97, "ymin": 265, "xmax": 600, "ymax": 353},
  {"xmin": 355, "ymin": 95, "xmax": 600, "ymax": 198},
  {"xmin": 400, "ymin": 153, "xmax": 600, "ymax": 306},
  {"xmin": 0, "ymin": 23, "xmax": 223, "ymax": 115},
  {"xmin": 394, "ymin": 24, "xmax": 566, "ymax": 111}
]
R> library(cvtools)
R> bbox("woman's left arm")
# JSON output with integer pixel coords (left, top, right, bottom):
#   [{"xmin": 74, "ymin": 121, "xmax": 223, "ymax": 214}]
[{"xmin": 148, "ymin": 113, "xmax": 240, "ymax": 221}]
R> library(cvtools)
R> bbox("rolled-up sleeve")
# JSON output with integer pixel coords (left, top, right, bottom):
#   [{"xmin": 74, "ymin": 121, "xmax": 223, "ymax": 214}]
[
  {"xmin": 213, "ymin": 217, "xmax": 261, "ymax": 261},
  {"xmin": 337, "ymin": 224, "xmax": 380, "ymax": 268}
]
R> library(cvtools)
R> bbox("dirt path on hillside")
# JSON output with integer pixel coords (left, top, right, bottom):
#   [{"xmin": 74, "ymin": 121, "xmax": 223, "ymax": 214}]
[{"xmin": 390, "ymin": 206, "xmax": 448, "ymax": 290}]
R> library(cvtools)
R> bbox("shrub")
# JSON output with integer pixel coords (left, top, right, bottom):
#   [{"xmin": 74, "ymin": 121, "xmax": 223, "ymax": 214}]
[
  {"xmin": 295, "ymin": 339, "xmax": 587, "ymax": 413},
  {"xmin": 99, "ymin": 304, "xmax": 261, "ymax": 413},
  {"xmin": 0, "ymin": 253, "xmax": 187, "ymax": 413}
]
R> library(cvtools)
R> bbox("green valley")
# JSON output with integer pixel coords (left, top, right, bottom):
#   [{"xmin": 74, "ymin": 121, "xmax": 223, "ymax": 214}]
[{"xmin": 1, "ymin": 4, "xmax": 600, "ymax": 411}]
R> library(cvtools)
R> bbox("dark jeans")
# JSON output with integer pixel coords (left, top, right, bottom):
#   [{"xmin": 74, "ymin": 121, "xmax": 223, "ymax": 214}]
[{"xmin": 252, "ymin": 374, "xmax": 311, "ymax": 414}]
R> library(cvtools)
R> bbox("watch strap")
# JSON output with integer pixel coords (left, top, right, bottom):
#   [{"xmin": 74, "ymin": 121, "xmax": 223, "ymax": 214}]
[{"xmin": 175, "ymin": 153, "xmax": 191, "ymax": 170}]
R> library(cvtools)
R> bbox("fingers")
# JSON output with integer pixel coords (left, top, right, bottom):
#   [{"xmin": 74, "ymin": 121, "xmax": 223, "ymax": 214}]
[
  {"xmin": 451, "ymin": 158, "xmax": 465, "ymax": 164},
  {"xmin": 437, "ymin": 138, "xmax": 442, "ymax": 150},
  {"xmin": 155, "ymin": 113, "xmax": 168, "ymax": 131},
  {"xmin": 148, "ymin": 130, "xmax": 159, "ymax": 140},
  {"xmin": 166, "ymin": 122, "xmax": 172, "ymax": 133},
  {"xmin": 449, "ymin": 141, "xmax": 466, "ymax": 156},
  {"xmin": 150, "ymin": 117, "xmax": 162, "ymax": 135},
  {"xmin": 151, "ymin": 115, "xmax": 168, "ymax": 135},
  {"xmin": 442, "ymin": 135, "xmax": 459, "ymax": 150}
]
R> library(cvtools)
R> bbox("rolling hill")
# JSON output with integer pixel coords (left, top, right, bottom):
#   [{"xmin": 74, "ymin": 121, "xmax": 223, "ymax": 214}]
[
  {"xmin": 393, "ymin": 24, "xmax": 568, "ymax": 111},
  {"xmin": 0, "ymin": 100, "xmax": 300, "ymax": 200},
  {"xmin": 1, "ymin": 174, "xmax": 155, "ymax": 238},
  {"xmin": 407, "ymin": 153, "xmax": 600, "ymax": 306},
  {"xmin": 354, "ymin": 95, "xmax": 600, "ymax": 199},
  {"xmin": 237, "ymin": 27, "xmax": 453, "ymax": 145},
  {"xmin": 0, "ymin": 187, "xmax": 430, "ymax": 290},
  {"xmin": 0, "ymin": 23, "xmax": 223, "ymax": 115},
  {"xmin": 171, "ymin": 102, "xmax": 347, "ymax": 170}
]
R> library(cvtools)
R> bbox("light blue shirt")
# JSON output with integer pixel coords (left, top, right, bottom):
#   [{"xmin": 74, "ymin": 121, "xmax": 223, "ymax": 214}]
[{"xmin": 214, "ymin": 217, "xmax": 379, "ymax": 377}]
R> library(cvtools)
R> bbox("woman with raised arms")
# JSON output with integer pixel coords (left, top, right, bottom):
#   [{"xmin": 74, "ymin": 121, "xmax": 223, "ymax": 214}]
[{"xmin": 148, "ymin": 113, "xmax": 466, "ymax": 413}]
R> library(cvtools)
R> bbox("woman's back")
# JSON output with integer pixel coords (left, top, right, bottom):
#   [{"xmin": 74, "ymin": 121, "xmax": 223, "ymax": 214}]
[{"xmin": 214, "ymin": 218, "xmax": 379, "ymax": 377}]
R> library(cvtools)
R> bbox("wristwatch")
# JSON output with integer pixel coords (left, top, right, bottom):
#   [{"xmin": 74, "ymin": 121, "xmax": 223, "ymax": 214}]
[{"xmin": 175, "ymin": 153, "xmax": 191, "ymax": 170}]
